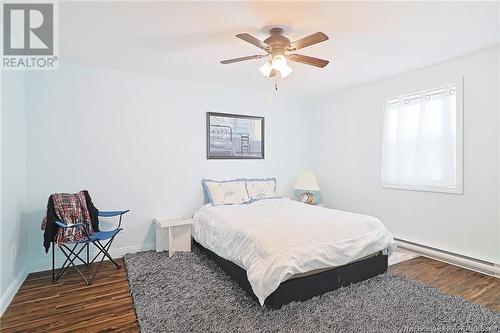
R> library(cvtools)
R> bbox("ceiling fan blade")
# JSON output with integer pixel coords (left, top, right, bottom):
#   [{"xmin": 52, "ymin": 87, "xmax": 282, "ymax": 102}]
[
  {"xmin": 220, "ymin": 54, "xmax": 267, "ymax": 64},
  {"xmin": 289, "ymin": 54, "xmax": 329, "ymax": 68},
  {"xmin": 236, "ymin": 33, "xmax": 269, "ymax": 51},
  {"xmin": 288, "ymin": 32, "xmax": 329, "ymax": 51}
]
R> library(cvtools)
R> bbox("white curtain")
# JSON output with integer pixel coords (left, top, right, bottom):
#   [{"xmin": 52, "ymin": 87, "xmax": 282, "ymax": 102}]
[{"xmin": 381, "ymin": 86, "xmax": 457, "ymax": 190}]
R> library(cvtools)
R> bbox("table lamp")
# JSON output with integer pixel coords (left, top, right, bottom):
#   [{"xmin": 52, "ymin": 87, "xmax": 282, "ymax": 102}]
[{"xmin": 294, "ymin": 171, "xmax": 320, "ymax": 205}]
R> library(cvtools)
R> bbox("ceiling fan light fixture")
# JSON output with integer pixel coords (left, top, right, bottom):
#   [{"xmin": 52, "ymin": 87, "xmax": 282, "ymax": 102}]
[
  {"xmin": 271, "ymin": 55, "xmax": 286, "ymax": 71},
  {"xmin": 271, "ymin": 54, "xmax": 293, "ymax": 78},
  {"xmin": 259, "ymin": 61, "xmax": 273, "ymax": 77},
  {"xmin": 279, "ymin": 63, "xmax": 293, "ymax": 78}
]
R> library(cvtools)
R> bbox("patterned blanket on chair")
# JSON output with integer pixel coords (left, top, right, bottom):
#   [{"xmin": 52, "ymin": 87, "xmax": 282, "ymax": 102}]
[{"xmin": 42, "ymin": 191, "xmax": 96, "ymax": 246}]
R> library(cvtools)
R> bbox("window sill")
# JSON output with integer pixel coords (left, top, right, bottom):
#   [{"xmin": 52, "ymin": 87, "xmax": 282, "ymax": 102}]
[{"xmin": 382, "ymin": 184, "xmax": 463, "ymax": 195}]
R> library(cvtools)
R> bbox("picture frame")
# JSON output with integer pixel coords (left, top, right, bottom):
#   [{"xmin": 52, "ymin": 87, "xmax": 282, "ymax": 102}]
[{"xmin": 206, "ymin": 112, "xmax": 265, "ymax": 159}]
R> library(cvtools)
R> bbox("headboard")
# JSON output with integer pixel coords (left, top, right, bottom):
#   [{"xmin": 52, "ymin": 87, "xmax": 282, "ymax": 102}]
[{"xmin": 209, "ymin": 125, "xmax": 233, "ymax": 143}]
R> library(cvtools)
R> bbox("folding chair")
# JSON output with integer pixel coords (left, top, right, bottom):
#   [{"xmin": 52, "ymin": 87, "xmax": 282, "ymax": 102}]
[{"xmin": 52, "ymin": 210, "xmax": 129, "ymax": 285}]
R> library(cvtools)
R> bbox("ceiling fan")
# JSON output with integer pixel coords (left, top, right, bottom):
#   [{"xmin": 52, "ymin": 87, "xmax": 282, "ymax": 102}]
[{"xmin": 220, "ymin": 27, "xmax": 329, "ymax": 78}]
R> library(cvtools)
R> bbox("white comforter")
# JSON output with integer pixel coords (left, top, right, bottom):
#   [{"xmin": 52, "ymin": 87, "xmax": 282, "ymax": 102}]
[{"xmin": 192, "ymin": 198, "xmax": 395, "ymax": 305}]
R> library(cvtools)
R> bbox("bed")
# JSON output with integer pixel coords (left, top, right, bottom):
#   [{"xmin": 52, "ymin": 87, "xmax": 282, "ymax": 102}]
[
  {"xmin": 208, "ymin": 125, "xmax": 235, "ymax": 157},
  {"xmin": 192, "ymin": 198, "xmax": 395, "ymax": 308}
]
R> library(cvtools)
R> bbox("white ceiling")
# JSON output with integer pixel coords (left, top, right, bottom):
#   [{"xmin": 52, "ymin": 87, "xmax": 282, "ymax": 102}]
[{"xmin": 60, "ymin": 1, "xmax": 500, "ymax": 99}]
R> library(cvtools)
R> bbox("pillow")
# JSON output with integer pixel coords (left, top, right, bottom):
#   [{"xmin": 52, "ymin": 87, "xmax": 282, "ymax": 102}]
[
  {"xmin": 202, "ymin": 181, "xmax": 211, "ymax": 204},
  {"xmin": 245, "ymin": 178, "xmax": 278, "ymax": 201},
  {"xmin": 202, "ymin": 179, "xmax": 251, "ymax": 206}
]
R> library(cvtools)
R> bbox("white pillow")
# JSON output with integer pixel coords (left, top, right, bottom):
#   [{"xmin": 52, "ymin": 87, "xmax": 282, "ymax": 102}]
[
  {"xmin": 203, "ymin": 180, "xmax": 250, "ymax": 206},
  {"xmin": 246, "ymin": 178, "xmax": 278, "ymax": 201}
]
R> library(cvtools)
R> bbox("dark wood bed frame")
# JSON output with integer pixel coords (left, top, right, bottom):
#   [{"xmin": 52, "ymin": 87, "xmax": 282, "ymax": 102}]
[{"xmin": 194, "ymin": 240, "xmax": 388, "ymax": 309}]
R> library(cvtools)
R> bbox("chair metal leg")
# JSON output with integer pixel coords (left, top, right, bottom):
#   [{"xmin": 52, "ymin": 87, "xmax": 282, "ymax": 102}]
[
  {"xmin": 58, "ymin": 243, "xmax": 87, "ymax": 272},
  {"xmin": 52, "ymin": 242, "xmax": 55, "ymax": 282},
  {"xmin": 91, "ymin": 239, "xmax": 120, "ymax": 269},
  {"xmin": 86, "ymin": 243, "xmax": 89, "ymax": 266},
  {"xmin": 89, "ymin": 238, "xmax": 120, "ymax": 283},
  {"xmin": 89, "ymin": 238, "xmax": 113, "ymax": 264},
  {"xmin": 103, "ymin": 238, "xmax": 120, "ymax": 269},
  {"xmin": 90, "ymin": 251, "xmax": 106, "ymax": 282},
  {"xmin": 56, "ymin": 244, "xmax": 89, "ymax": 284},
  {"xmin": 58, "ymin": 245, "xmax": 89, "ymax": 285},
  {"xmin": 55, "ymin": 244, "xmax": 82, "ymax": 280}
]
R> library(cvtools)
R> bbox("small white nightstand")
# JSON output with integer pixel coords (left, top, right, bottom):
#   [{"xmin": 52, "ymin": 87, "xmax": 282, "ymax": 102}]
[{"xmin": 153, "ymin": 217, "xmax": 192, "ymax": 257}]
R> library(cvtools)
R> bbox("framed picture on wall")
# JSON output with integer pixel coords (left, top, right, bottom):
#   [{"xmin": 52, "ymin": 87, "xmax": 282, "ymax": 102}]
[{"xmin": 206, "ymin": 112, "xmax": 264, "ymax": 159}]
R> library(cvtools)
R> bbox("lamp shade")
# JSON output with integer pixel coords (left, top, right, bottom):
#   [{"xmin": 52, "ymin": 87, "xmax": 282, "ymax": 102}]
[
  {"xmin": 279, "ymin": 63, "xmax": 293, "ymax": 78},
  {"xmin": 294, "ymin": 171, "xmax": 320, "ymax": 191},
  {"xmin": 259, "ymin": 61, "xmax": 273, "ymax": 77}
]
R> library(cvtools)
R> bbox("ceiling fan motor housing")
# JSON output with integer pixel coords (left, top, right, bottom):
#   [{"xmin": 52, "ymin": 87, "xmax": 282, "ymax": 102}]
[{"xmin": 264, "ymin": 27, "xmax": 290, "ymax": 57}]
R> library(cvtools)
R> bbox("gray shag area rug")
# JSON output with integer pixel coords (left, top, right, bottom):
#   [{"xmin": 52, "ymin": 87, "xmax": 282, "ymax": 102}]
[{"xmin": 124, "ymin": 249, "xmax": 499, "ymax": 333}]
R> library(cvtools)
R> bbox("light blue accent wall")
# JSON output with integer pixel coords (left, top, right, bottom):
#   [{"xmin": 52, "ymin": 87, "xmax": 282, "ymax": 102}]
[
  {"xmin": 1, "ymin": 71, "xmax": 28, "ymax": 314},
  {"xmin": 23, "ymin": 62, "xmax": 315, "ymax": 275}
]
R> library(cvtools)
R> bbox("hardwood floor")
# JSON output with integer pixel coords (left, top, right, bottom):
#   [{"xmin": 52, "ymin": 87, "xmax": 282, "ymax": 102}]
[
  {"xmin": 390, "ymin": 256, "xmax": 500, "ymax": 311},
  {"xmin": 0, "ymin": 259, "xmax": 138, "ymax": 333},
  {"xmin": 1, "ymin": 256, "xmax": 498, "ymax": 332}
]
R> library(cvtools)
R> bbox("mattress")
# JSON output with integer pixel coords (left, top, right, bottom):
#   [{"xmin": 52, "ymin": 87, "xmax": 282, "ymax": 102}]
[
  {"xmin": 192, "ymin": 198, "xmax": 395, "ymax": 305},
  {"xmin": 287, "ymin": 251, "xmax": 381, "ymax": 280}
]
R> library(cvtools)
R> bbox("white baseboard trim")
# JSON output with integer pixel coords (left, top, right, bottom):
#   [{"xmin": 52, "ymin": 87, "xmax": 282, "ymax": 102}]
[
  {"xmin": 395, "ymin": 238, "xmax": 500, "ymax": 278},
  {"xmin": 30, "ymin": 242, "xmax": 156, "ymax": 273},
  {"xmin": 0, "ymin": 267, "xmax": 29, "ymax": 316}
]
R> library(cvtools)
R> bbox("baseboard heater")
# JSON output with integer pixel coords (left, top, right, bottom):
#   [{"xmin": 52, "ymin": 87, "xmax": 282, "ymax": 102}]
[{"xmin": 395, "ymin": 238, "xmax": 500, "ymax": 278}]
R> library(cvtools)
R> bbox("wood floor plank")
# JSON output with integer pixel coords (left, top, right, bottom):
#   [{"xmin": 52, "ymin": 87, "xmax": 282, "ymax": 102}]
[
  {"xmin": 0, "ymin": 258, "xmax": 139, "ymax": 333},
  {"xmin": 1, "ymin": 255, "xmax": 498, "ymax": 332},
  {"xmin": 389, "ymin": 256, "xmax": 500, "ymax": 311}
]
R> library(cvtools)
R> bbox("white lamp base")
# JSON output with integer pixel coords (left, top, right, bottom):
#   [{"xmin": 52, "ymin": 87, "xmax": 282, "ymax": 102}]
[{"xmin": 298, "ymin": 192, "xmax": 318, "ymax": 205}]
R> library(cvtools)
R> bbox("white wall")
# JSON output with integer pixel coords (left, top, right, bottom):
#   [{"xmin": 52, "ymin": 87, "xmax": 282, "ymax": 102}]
[
  {"xmin": 312, "ymin": 46, "xmax": 500, "ymax": 264},
  {"xmin": 24, "ymin": 63, "xmax": 314, "ymax": 270},
  {"xmin": 7, "ymin": 47, "xmax": 499, "ymax": 285},
  {"xmin": 1, "ymin": 72, "xmax": 28, "ymax": 314}
]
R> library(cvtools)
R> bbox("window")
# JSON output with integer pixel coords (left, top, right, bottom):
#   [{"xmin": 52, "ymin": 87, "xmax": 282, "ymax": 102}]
[{"xmin": 381, "ymin": 82, "xmax": 463, "ymax": 193}]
